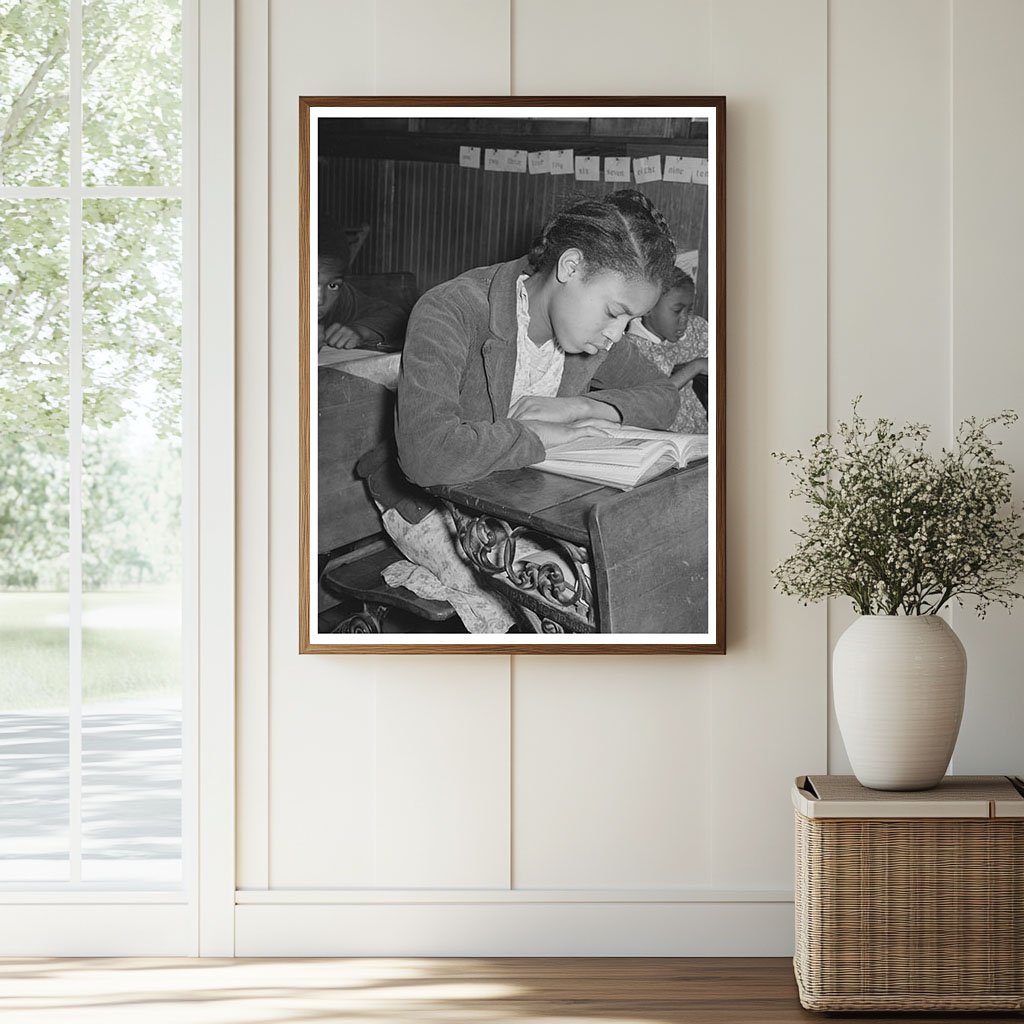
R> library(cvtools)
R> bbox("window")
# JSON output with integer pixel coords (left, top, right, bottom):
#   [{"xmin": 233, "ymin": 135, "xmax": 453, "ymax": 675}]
[{"xmin": 0, "ymin": 0, "xmax": 193, "ymax": 892}]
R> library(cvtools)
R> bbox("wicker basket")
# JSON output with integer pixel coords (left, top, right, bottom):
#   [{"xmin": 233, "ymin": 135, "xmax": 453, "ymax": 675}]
[{"xmin": 793, "ymin": 775, "xmax": 1024, "ymax": 1012}]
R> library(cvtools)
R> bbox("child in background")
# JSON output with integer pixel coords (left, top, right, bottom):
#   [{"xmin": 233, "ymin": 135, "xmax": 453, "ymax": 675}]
[
  {"xmin": 625, "ymin": 266, "xmax": 709, "ymax": 434},
  {"xmin": 318, "ymin": 220, "xmax": 409, "ymax": 350}
]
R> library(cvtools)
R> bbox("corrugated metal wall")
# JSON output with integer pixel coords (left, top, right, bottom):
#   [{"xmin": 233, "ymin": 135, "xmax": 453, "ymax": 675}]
[{"xmin": 319, "ymin": 156, "xmax": 709, "ymax": 314}]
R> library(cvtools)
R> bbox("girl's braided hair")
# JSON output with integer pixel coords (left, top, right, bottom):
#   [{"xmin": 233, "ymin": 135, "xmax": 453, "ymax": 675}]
[{"xmin": 527, "ymin": 188, "xmax": 677, "ymax": 291}]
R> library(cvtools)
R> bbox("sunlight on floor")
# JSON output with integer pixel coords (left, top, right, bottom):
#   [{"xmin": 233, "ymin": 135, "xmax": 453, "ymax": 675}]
[{"xmin": 0, "ymin": 958, "xmax": 671, "ymax": 1024}]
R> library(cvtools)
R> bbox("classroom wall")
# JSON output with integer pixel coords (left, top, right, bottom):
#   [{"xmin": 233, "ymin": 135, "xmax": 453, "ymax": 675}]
[
  {"xmin": 319, "ymin": 151, "xmax": 711, "ymax": 308},
  {"xmin": 234, "ymin": 0, "xmax": 1024, "ymax": 955}
]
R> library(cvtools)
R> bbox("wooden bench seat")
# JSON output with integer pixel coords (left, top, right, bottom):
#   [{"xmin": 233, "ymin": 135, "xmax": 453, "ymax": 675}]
[{"xmin": 320, "ymin": 537, "xmax": 456, "ymax": 633}]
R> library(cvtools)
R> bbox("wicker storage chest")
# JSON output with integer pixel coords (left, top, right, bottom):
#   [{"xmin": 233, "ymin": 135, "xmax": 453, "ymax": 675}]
[{"xmin": 793, "ymin": 775, "xmax": 1024, "ymax": 1012}]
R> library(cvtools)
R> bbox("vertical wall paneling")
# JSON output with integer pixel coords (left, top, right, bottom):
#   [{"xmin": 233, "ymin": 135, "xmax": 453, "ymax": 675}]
[
  {"xmin": 267, "ymin": 0, "xmax": 381, "ymax": 888},
  {"xmin": 270, "ymin": 671, "xmax": 379, "ymax": 886},
  {"xmin": 374, "ymin": 660, "xmax": 511, "ymax": 888},
  {"xmin": 949, "ymin": 0, "xmax": 1024, "ymax": 777},
  {"xmin": 233, "ymin": 0, "xmax": 1024, "ymax": 953},
  {"xmin": 708, "ymin": 0, "xmax": 828, "ymax": 888},
  {"xmin": 512, "ymin": 657, "xmax": 713, "ymax": 889},
  {"xmin": 511, "ymin": 0, "xmax": 713, "ymax": 95},
  {"xmin": 828, "ymin": 0, "xmax": 951, "ymax": 427},
  {"xmin": 375, "ymin": 0, "xmax": 511, "ymax": 95},
  {"xmin": 827, "ymin": 0, "xmax": 952, "ymax": 773}
]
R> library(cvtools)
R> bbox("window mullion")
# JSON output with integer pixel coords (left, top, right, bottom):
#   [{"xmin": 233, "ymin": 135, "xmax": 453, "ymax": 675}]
[{"xmin": 68, "ymin": 0, "xmax": 84, "ymax": 886}]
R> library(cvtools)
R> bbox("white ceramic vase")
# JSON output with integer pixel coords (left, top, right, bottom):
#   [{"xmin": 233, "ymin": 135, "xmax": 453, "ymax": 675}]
[{"xmin": 832, "ymin": 615, "xmax": 967, "ymax": 791}]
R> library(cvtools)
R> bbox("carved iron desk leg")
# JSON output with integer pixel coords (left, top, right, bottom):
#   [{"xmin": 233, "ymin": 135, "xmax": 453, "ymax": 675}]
[
  {"xmin": 444, "ymin": 503, "xmax": 595, "ymax": 632},
  {"xmin": 517, "ymin": 607, "xmax": 568, "ymax": 634}
]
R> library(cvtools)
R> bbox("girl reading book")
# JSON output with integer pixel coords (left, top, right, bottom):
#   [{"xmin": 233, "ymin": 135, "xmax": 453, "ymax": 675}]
[
  {"xmin": 371, "ymin": 189, "xmax": 681, "ymax": 632},
  {"xmin": 395, "ymin": 189, "xmax": 680, "ymax": 485}
]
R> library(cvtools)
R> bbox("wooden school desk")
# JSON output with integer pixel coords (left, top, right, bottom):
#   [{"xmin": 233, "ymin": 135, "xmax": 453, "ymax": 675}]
[{"xmin": 428, "ymin": 461, "xmax": 709, "ymax": 634}]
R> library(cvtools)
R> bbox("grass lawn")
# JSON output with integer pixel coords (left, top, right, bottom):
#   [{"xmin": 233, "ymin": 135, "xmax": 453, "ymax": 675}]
[{"xmin": 0, "ymin": 589, "xmax": 181, "ymax": 711}]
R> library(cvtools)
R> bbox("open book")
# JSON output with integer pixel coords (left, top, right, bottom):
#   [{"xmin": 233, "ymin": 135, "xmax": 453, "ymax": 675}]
[{"xmin": 535, "ymin": 426, "xmax": 709, "ymax": 490}]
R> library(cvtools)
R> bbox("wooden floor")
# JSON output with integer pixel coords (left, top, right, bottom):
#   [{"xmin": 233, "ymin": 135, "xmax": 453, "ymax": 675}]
[{"xmin": 0, "ymin": 957, "xmax": 1020, "ymax": 1023}]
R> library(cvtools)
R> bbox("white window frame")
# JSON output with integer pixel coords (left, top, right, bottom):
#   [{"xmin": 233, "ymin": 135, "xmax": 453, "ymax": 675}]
[
  {"xmin": 194, "ymin": 0, "xmax": 236, "ymax": 958},
  {"xmin": 0, "ymin": 0, "xmax": 234, "ymax": 956}
]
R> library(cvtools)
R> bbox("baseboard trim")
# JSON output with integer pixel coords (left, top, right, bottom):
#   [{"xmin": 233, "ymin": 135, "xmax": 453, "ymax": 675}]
[{"xmin": 235, "ymin": 899, "xmax": 795, "ymax": 956}]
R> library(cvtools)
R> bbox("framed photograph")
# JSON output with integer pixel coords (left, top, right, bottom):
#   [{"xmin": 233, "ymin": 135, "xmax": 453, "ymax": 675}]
[{"xmin": 300, "ymin": 97, "xmax": 725, "ymax": 654}]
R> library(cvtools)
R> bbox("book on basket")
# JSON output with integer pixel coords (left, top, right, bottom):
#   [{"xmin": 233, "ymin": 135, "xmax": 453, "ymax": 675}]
[{"xmin": 535, "ymin": 426, "xmax": 709, "ymax": 489}]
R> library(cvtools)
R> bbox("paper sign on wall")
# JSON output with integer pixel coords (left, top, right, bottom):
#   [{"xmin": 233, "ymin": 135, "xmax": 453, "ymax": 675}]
[
  {"xmin": 459, "ymin": 146, "xmax": 481, "ymax": 169},
  {"xmin": 549, "ymin": 149, "xmax": 574, "ymax": 175},
  {"xmin": 484, "ymin": 148, "xmax": 502, "ymax": 171},
  {"xmin": 604, "ymin": 156, "xmax": 630, "ymax": 182},
  {"xmin": 528, "ymin": 150, "xmax": 552, "ymax": 174},
  {"xmin": 675, "ymin": 249, "xmax": 700, "ymax": 279},
  {"xmin": 574, "ymin": 155, "xmax": 600, "ymax": 181},
  {"xmin": 505, "ymin": 149, "xmax": 528, "ymax": 173},
  {"xmin": 693, "ymin": 158, "xmax": 709, "ymax": 185},
  {"xmin": 632, "ymin": 155, "xmax": 662, "ymax": 184},
  {"xmin": 663, "ymin": 155, "xmax": 691, "ymax": 183}
]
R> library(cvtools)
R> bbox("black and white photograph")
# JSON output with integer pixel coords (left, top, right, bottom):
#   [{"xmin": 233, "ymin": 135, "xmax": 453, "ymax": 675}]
[{"xmin": 301, "ymin": 99, "xmax": 725, "ymax": 653}]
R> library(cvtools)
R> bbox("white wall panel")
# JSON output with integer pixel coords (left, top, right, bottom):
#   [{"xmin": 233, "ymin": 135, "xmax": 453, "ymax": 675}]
[
  {"xmin": 829, "ymin": 0, "xmax": 951, "ymax": 426},
  {"xmin": 949, "ymin": 0, "xmax": 1024, "ymax": 778},
  {"xmin": 374, "ymin": 659, "xmax": 511, "ymax": 887},
  {"xmin": 827, "ymin": 0, "xmax": 952, "ymax": 773},
  {"xmin": 269, "ymin": 668, "xmax": 378, "ymax": 886},
  {"xmin": 706, "ymin": 0, "xmax": 828, "ymax": 889},
  {"xmin": 513, "ymin": 656, "xmax": 713, "ymax": 889},
  {"xmin": 266, "ymin": 0, "xmax": 378, "ymax": 888},
  {"xmin": 376, "ymin": 0, "xmax": 510, "ymax": 95},
  {"xmin": 512, "ymin": 0, "xmax": 712, "ymax": 94}
]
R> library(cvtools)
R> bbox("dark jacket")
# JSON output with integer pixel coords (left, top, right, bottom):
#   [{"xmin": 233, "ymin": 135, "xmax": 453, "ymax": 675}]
[{"xmin": 395, "ymin": 255, "xmax": 680, "ymax": 487}]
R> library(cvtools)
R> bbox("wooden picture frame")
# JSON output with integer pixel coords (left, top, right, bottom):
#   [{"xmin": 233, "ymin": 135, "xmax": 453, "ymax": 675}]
[{"xmin": 300, "ymin": 96, "xmax": 725, "ymax": 654}]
